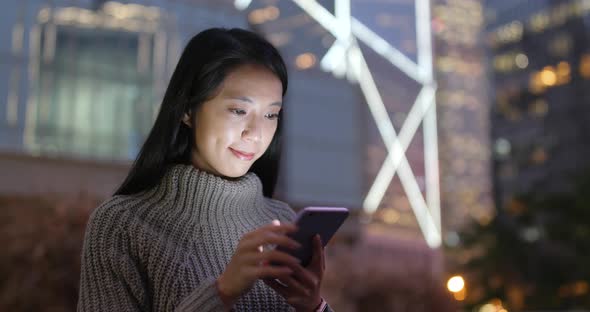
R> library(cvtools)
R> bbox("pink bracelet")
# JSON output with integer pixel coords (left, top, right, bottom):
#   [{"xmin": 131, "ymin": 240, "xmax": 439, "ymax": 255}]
[{"xmin": 315, "ymin": 298, "xmax": 327, "ymax": 312}]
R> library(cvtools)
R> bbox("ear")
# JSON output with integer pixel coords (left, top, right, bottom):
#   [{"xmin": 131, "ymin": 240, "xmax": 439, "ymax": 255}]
[{"xmin": 182, "ymin": 112, "xmax": 192, "ymax": 128}]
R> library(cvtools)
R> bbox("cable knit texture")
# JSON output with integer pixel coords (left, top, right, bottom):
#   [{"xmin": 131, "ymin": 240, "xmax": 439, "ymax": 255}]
[{"xmin": 77, "ymin": 164, "xmax": 334, "ymax": 311}]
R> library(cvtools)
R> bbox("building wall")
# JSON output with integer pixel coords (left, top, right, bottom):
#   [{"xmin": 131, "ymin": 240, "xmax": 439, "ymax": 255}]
[
  {"xmin": 0, "ymin": 0, "xmax": 448, "ymax": 253},
  {"xmin": 0, "ymin": 0, "xmax": 369, "ymax": 210},
  {"xmin": 433, "ymin": 0, "xmax": 495, "ymax": 236},
  {"xmin": 0, "ymin": 151, "xmax": 128, "ymax": 197},
  {"xmin": 484, "ymin": 0, "xmax": 590, "ymax": 206}
]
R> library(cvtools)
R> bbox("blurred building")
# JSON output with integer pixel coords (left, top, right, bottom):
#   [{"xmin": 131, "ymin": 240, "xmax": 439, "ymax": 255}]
[
  {"xmin": 0, "ymin": 1, "xmax": 464, "ymax": 310},
  {"xmin": 432, "ymin": 0, "xmax": 494, "ymax": 238},
  {"xmin": 0, "ymin": 0, "xmax": 367, "ymax": 204},
  {"xmin": 0, "ymin": 0, "xmax": 247, "ymax": 196},
  {"xmin": 0, "ymin": 0, "xmax": 445, "ymax": 251},
  {"xmin": 356, "ymin": 0, "xmax": 431, "ymax": 244},
  {"xmin": 484, "ymin": 0, "xmax": 590, "ymax": 207}
]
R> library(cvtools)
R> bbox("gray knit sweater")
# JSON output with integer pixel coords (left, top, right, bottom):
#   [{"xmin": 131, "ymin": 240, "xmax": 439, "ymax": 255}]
[{"xmin": 77, "ymin": 164, "xmax": 332, "ymax": 311}]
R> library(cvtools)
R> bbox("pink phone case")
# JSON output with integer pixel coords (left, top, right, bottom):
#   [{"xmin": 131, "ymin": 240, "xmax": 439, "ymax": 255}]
[{"xmin": 278, "ymin": 207, "xmax": 349, "ymax": 267}]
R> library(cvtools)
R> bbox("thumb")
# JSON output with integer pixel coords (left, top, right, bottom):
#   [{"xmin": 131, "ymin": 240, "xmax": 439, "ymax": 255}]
[{"xmin": 309, "ymin": 234, "xmax": 324, "ymax": 272}]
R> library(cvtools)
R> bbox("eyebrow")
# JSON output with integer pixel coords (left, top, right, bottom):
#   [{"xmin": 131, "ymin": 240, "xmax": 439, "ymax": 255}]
[{"xmin": 230, "ymin": 96, "xmax": 282, "ymax": 107}]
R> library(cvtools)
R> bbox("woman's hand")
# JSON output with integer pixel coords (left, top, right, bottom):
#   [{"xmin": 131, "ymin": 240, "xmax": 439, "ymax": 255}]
[
  {"xmin": 264, "ymin": 234, "xmax": 325, "ymax": 312},
  {"xmin": 216, "ymin": 222, "xmax": 302, "ymax": 310}
]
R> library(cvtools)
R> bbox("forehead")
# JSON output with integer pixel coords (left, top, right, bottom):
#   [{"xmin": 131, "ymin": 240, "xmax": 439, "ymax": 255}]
[{"xmin": 219, "ymin": 64, "xmax": 283, "ymax": 100}]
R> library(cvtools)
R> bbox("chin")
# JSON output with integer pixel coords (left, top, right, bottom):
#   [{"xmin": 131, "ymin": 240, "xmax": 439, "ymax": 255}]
[{"xmin": 218, "ymin": 166, "xmax": 251, "ymax": 178}]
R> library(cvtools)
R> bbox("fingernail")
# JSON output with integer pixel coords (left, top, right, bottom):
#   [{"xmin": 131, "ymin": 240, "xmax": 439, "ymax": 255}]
[{"xmin": 272, "ymin": 219, "xmax": 281, "ymax": 226}]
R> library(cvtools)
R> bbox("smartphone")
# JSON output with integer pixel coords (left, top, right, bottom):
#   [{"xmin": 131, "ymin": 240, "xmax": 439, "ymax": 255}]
[{"xmin": 276, "ymin": 207, "xmax": 349, "ymax": 267}]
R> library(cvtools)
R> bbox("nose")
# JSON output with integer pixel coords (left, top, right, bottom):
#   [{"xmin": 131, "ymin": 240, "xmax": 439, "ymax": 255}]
[{"xmin": 242, "ymin": 116, "xmax": 262, "ymax": 142}]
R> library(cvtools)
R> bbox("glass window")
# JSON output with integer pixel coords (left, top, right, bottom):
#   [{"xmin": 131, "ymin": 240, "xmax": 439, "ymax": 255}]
[{"xmin": 29, "ymin": 24, "xmax": 155, "ymax": 160}]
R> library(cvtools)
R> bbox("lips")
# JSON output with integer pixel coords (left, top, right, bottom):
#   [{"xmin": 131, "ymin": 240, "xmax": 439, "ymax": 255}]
[{"xmin": 229, "ymin": 147, "xmax": 255, "ymax": 161}]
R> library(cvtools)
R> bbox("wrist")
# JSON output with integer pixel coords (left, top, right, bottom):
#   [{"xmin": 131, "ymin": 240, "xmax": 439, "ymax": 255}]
[
  {"xmin": 297, "ymin": 297, "xmax": 324, "ymax": 312},
  {"xmin": 216, "ymin": 276, "xmax": 237, "ymax": 310},
  {"xmin": 313, "ymin": 297, "xmax": 327, "ymax": 312}
]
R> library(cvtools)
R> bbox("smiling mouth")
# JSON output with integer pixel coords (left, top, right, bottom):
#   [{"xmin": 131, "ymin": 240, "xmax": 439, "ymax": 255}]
[{"xmin": 229, "ymin": 148, "xmax": 255, "ymax": 161}]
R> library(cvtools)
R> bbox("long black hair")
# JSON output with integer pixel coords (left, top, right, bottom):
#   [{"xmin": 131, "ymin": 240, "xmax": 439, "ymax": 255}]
[{"xmin": 115, "ymin": 28, "xmax": 288, "ymax": 197}]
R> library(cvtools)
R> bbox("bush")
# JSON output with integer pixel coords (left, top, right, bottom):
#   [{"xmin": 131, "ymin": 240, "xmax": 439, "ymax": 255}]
[
  {"xmin": 0, "ymin": 194, "xmax": 100, "ymax": 311},
  {"xmin": 0, "ymin": 194, "xmax": 454, "ymax": 311},
  {"xmin": 322, "ymin": 242, "xmax": 455, "ymax": 311}
]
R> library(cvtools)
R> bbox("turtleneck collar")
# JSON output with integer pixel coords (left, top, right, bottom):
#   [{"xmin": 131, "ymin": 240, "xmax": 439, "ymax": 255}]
[{"xmin": 149, "ymin": 163, "xmax": 272, "ymax": 224}]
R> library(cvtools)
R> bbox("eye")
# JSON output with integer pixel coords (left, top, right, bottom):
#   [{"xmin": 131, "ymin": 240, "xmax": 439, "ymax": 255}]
[
  {"xmin": 265, "ymin": 112, "xmax": 280, "ymax": 120},
  {"xmin": 229, "ymin": 108, "xmax": 247, "ymax": 116}
]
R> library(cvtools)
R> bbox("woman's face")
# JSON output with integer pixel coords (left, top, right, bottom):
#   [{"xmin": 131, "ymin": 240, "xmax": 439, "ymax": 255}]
[{"xmin": 186, "ymin": 64, "xmax": 283, "ymax": 178}]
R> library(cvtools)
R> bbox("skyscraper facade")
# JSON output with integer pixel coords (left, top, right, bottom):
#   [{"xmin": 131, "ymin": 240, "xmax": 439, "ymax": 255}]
[
  {"xmin": 484, "ymin": 0, "xmax": 590, "ymax": 207},
  {"xmin": 433, "ymin": 0, "xmax": 494, "ymax": 238}
]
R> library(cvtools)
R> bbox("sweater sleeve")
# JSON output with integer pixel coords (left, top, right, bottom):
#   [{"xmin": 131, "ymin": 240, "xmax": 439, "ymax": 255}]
[
  {"xmin": 77, "ymin": 204, "xmax": 150, "ymax": 312},
  {"xmin": 78, "ymin": 201, "xmax": 229, "ymax": 312},
  {"xmin": 174, "ymin": 278, "xmax": 227, "ymax": 311}
]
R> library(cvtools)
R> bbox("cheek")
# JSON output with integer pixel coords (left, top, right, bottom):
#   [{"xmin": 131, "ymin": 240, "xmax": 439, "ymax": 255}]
[
  {"xmin": 195, "ymin": 116, "xmax": 231, "ymax": 152},
  {"xmin": 262, "ymin": 123, "xmax": 278, "ymax": 146},
  {"xmin": 207, "ymin": 118, "xmax": 244, "ymax": 148},
  {"xmin": 221, "ymin": 120, "xmax": 244, "ymax": 142}
]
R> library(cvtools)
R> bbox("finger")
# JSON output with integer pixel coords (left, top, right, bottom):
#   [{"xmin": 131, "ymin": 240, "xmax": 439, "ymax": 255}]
[
  {"xmin": 307, "ymin": 234, "xmax": 322, "ymax": 273},
  {"xmin": 308, "ymin": 235, "xmax": 324, "ymax": 274},
  {"xmin": 246, "ymin": 250, "xmax": 302, "ymax": 267},
  {"xmin": 241, "ymin": 231, "xmax": 301, "ymax": 251},
  {"xmin": 290, "ymin": 264, "xmax": 318, "ymax": 290},
  {"xmin": 320, "ymin": 236, "xmax": 326, "ymax": 272},
  {"xmin": 241, "ymin": 223, "xmax": 298, "ymax": 241},
  {"xmin": 278, "ymin": 275, "xmax": 310, "ymax": 296},
  {"xmin": 261, "ymin": 220, "xmax": 281, "ymax": 254},
  {"xmin": 259, "ymin": 223, "xmax": 298, "ymax": 234},
  {"xmin": 252, "ymin": 265, "xmax": 293, "ymax": 280}
]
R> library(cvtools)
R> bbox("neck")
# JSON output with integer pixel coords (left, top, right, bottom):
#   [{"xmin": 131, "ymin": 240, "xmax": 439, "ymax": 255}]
[{"xmin": 148, "ymin": 164, "xmax": 270, "ymax": 224}]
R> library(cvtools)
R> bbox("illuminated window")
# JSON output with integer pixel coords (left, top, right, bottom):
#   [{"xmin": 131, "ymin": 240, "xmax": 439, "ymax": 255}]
[
  {"xmin": 379, "ymin": 208, "xmax": 401, "ymax": 224},
  {"xmin": 506, "ymin": 197, "xmax": 526, "ymax": 215},
  {"xmin": 556, "ymin": 61, "xmax": 571, "ymax": 84},
  {"xmin": 515, "ymin": 53, "xmax": 529, "ymax": 69},
  {"xmin": 493, "ymin": 21, "xmax": 523, "ymax": 45},
  {"xmin": 493, "ymin": 52, "xmax": 530, "ymax": 72},
  {"xmin": 493, "ymin": 54, "xmax": 513, "ymax": 72},
  {"xmin": 529, "ymin": 12, "xmax": 550, "ymax": 33},
  {"xmin": 28, "ymin": 21, "xmax": 157, "ymax": 160},
  {"xmin": 530, "ymin": 147, "xmax": 548, "ymax": 165},
  {"xmin": 580, "ymin": 54, "xmax": 590, "ymax": 78},
  {"xmin": 528, "ymin": 99, "xmax": 548, "ymax": 117},
  {"xmin": 295, "ymin": 52, "xmax": 317, "ymax": 70},
  {"xmin": 248, "ymin": 6, "xmax": 280, "ymax": 25},
  {"xmin": 495, "ymin": 138, "xmax": 511, "ymax": 158},
  {"xmin": 540, "ymin": 66, "xmax": 557, "ymax": 86}
]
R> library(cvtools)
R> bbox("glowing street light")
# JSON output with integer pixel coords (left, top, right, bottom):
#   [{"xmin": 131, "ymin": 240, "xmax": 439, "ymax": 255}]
[
  {"xmin": 447, "ymin": 275, "xmax": 465, "ymax": 293},
  {"xmin": 447, "ymin": 275, "xmax": 466, "ymax": 301}
]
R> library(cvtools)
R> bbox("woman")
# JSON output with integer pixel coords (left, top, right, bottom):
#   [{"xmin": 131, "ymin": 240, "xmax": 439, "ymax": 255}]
[{"xmin": 77, "ymin": 28, "xmax": 333, "ymax": 312}]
